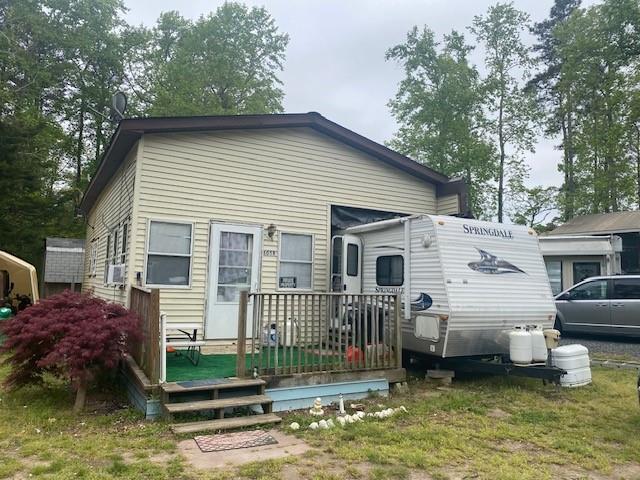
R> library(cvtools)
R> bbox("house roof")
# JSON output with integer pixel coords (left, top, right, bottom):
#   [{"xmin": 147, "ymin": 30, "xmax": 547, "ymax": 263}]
[
  {"xmin": 547, "ymin": 211, "xmax": 640, "ymax": 235},
  {"xmin": 79, "ymin": 112, "xmax": 455, "ymax": 213},
  {"xmin": 46, "ymin": 237, "xmax": 85, "ymax": 250}
]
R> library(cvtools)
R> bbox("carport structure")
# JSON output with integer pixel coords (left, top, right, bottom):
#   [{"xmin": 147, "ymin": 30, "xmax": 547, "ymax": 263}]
[{"xmin": 0, "ymin": 250, "xmax": 39, "ymax": 305}]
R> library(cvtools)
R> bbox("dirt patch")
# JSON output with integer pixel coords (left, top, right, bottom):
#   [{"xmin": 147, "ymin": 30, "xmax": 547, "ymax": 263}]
[
  {"xmin": 486, "ymin": 408, "xmax": 511, "ymax": 420},
  {"xmin": 496, "ymin": 439, "xmax": 542, "ymax": 454},
  {"xmin": 553, "ymin": 463, "xmax": 640, "ymax": 479}
]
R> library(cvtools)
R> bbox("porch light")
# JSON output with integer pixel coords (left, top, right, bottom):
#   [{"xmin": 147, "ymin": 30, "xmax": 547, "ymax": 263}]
[{"xmin": 267, "ymin": 223, "xmax": 277, "ymax": 239}]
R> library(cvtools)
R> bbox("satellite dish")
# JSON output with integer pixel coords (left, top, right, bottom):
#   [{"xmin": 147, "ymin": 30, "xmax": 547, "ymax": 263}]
[{"xmin": 110, "ymin": 91, "xmax": 127, "ymax": 122}]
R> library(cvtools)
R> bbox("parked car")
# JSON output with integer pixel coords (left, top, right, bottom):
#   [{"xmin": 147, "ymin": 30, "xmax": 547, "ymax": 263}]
[{"xmin": 555, "ymin": 275, "xmax": 640, "ymax": 337}]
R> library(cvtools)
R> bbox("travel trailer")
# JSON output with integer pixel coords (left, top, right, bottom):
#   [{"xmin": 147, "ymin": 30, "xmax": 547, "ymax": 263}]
[{"xmin": 332, "ymin": 214, "xmax": 557, "ymax": 358}]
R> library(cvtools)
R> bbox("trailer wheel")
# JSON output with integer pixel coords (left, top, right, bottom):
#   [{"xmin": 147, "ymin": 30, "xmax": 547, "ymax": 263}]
[{"xmin": 554, "ymin": 316, "xmax": 563, "ymax": 333}]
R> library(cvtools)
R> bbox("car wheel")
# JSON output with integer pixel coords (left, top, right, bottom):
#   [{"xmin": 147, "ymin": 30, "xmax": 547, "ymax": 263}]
[
  {"xmin": 554, "ymin": 316, "xmax": 563, "ymax": 333},
  {"xmin": 637, "ymin": 372, "xmax": 640, "ymax": 406}
]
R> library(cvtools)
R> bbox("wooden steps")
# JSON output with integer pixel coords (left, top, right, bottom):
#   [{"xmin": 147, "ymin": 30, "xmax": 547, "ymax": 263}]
[
  {"xmin": 171, "ymin": 413, "xmax": 281, "ymax": 434},
  {"xmin": 161, "ymin": 377, "xmax": 278, "ymax": 432},
  {"xmin": 163, "ymin": 394, "xmax": 273, "ymax": 415}
]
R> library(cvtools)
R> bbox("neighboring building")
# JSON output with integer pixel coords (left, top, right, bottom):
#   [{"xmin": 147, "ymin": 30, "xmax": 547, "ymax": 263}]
[
  {"xmin": 539, "ymin": 235, "xmax": 622, "ymax": 295},
  {"xmin": 79, "ymin": 113, "xmax": 466, "ymax": 345},
  {"xmin": 42, "ymin": 237, "xmax": 85, "ymax": 297},
  {"xmin": 541, "ymin": 210, "xmax": 640, "ymax": 294}
]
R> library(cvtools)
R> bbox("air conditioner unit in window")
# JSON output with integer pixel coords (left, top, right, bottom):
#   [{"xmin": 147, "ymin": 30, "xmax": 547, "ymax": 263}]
[{"xmin": 107, "ymin": 264, "xmax": 126, "ymax": 285}]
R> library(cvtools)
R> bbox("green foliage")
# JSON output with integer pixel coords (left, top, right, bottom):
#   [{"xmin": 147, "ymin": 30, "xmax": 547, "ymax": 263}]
[
  {"xmin": 386, "ymin": 28, "xmax": 497, "ymax": 217},
  {"xmin": 509, "ymin": 185, "xmax": 559, "ymax": 229},
  {"xmin": 126, "ymin": 4, "xmax": 289, "ymax": 116}
]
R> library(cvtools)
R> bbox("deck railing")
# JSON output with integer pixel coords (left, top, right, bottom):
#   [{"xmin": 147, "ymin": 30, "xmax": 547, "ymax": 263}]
[
  {"xmin": 129, "ymin": 286, "xmax": 161, "ymax": 384},
  {"xmin": 237, "ymin": 292, "xmax": 402, "ymax": 377}
]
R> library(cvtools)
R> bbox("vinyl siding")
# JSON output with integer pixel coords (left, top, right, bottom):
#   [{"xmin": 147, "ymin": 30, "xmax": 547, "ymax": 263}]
[
  {"xmin": 437, "ymin": 194, "xmax": 460, "ymax": 215},
  {"xmin": 131, "ymin": 127, "xmax": 438, "ymax": 336},
  {"xmin": 82, "ymin": 146, "xmax": 137, "ymax": 305}
]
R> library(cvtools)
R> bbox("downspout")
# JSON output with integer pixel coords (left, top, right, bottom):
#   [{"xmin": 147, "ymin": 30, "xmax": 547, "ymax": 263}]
[{"xmin": 404, "ymin": 218, "xmax": 411, "ymax": 320}]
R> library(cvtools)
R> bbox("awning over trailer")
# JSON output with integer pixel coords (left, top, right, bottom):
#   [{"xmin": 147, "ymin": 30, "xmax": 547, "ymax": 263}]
[
  {"xmin": 331, "ymin": 205, "xmax": 409, "ymax": 232},
  {"xmin": 0, "ymin": 250, "xmax": 39, "ymax": 302}
]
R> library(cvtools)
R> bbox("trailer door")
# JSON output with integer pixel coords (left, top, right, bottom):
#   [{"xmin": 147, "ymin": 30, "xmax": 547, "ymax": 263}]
[
  {"xmin": 343, "ymin": 234, "xmax": 362, "ymax": 294},
  {"xmin": 331, "ymin": 235, "xmax": 362, "ymax": 293}
]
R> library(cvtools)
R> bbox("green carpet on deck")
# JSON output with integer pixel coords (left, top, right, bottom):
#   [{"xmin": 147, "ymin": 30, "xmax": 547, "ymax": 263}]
[{"xmin": 166, "ymin": 347, "xmax": 325, "ymax": 382}]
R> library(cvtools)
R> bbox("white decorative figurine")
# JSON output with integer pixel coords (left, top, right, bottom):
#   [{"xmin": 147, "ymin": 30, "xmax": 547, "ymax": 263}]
[
  {"xmin": 289, "ymin": 422, "xmax": 300, "ymax": 430},
  {"xmin": 308, "ymin": 422, "xmax": 319, "ymax": 430},
  {"xmin": 338, "ymin": 394, "xmax": 346, "ymax": 415},
  {"xmin": 309, "ymin": 397, "xmax": 324, "ymax": 416}
]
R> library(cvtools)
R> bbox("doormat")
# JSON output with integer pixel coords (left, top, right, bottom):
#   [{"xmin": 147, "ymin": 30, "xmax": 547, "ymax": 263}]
[{"xmin": 194, "ymin": 430, "xmax": 278, "ymax": 453}]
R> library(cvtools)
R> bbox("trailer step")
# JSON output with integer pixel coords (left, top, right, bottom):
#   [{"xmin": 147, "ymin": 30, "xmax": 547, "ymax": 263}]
[{"xmin": 171, "ymin": 413, "xmax": 281, "ymax": 434}]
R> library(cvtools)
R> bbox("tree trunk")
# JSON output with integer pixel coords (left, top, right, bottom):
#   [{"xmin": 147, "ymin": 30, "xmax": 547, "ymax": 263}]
[
  {"xmin": 497, "ymin": 94, "xmax": 505, "ymax": 223},
  {"xmin": 73, "ymin": 378, "xmax": 88, "ymax": 413},
  {"xmin": 75, "ymin": 99, "xmax": 85, "ymax": 209}
]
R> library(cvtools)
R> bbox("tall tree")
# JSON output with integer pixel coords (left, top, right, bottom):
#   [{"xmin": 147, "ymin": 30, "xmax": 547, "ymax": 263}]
[
  {"xmin": 126, "ymin": 3, "xmax": 289, "ymax": 116},
  {"xmin": 470, "ymin": 2, "xmax": 540, "ymax": 222},
  {"xmin": 386, "ymin": 28, "xmax": 496, "ymax": 217},
  {"xmin": 555, "ymin": 0, "xmax": 640, "ymax": 213},
  {"xmin": 529, "ymin": 0, "xmax": 581, "ymax": 221}
]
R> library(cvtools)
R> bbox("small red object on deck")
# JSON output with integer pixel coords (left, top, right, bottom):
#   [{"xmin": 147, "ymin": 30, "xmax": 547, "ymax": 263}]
[{"xmin": 346, "ymin": 346, "xmax": 364, "ymax": 364}]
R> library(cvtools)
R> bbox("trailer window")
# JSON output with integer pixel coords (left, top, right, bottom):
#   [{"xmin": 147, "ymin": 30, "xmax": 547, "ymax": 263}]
[
  {"xmin": 347, "ymin": 243, "xmax": 359, "ymax": 277},
  {"xmin": 376, "ymin": 255, "xmax": 404, "ymax": 286}
]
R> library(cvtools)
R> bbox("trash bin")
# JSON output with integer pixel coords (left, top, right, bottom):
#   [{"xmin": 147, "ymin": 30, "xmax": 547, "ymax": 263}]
[{"xmin": 0, "ymin": 306, "xmax": 12, "ymax": 345}]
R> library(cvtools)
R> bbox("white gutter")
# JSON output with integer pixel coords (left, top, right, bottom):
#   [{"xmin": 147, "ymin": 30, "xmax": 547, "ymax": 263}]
[{"xmin": 404, "ymin": 218, "xmax": 411, "ymax": 320}]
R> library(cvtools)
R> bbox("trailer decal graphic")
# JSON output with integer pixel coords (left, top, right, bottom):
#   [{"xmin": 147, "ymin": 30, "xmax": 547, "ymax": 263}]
[
  {"xmin": 468, "ymin": 248, "xmax": 526, "ymax": 275},
  {"xmin": 411, "ymin": 292, "xmax": 433, "ymax": 311}
]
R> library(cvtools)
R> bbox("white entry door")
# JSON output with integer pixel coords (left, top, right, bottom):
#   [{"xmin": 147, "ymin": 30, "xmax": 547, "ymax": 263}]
[
  {"xmin": 205, "ymin": 223, "xmax": 262, "ymax": 339},
  {"xmin": 342, "ymin": 234, "xmax": 362, "ymax": 294}
]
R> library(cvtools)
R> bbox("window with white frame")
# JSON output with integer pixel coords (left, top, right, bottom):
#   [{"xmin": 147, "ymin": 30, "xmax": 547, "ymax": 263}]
[
  {"xmin": 89, "ymin": 240, "xmax": 98, "ymax": 276},
  {"xmin": 145, "ymin": 221, "xmax": 193, "ymax": 286},
  {"xmin": 103, "ymin": 233, "xmax": 112, "ymax": 283},
  {"xmin": 278, "ymin": 233, "xmax": 313, "ymax": 289},
  {"xmin": 121, "ymin": 222, "xmax": 128, "ymax": 264}
]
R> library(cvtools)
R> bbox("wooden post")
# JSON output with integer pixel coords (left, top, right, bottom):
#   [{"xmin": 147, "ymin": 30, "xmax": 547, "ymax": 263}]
[
  {"xmin": 149, "ymin": 289, "xmax": 161, "ymax": 384},
  {"xmin": 236, "ymin": 289, "xmax": 249, "ymax": 377},
  {"xmin": 394, "ymin": 294, "xmax": 402, "ymax": 368}
]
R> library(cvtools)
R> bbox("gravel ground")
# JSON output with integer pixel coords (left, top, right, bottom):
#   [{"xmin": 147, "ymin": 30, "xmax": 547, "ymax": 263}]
[{"xmin": 560, "ymin": 334, "xmax": 640, "ymax": 361}]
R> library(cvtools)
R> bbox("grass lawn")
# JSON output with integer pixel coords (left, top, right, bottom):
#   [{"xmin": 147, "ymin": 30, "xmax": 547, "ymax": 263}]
[{"xmin": 1, "ymin": 356, "xmax": 639, "ymax": 479}]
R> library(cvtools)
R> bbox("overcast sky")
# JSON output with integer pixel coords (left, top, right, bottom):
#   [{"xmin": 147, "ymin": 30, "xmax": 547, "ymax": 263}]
[{"xmin": 123, "ymin": 0, "xmax": 596, "ymax": 189}]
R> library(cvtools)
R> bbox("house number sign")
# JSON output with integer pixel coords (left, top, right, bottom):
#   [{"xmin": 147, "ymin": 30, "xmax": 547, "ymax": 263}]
[{"xmin": 263, "ymin": 249, "xmax": 278, "ymax": 257}]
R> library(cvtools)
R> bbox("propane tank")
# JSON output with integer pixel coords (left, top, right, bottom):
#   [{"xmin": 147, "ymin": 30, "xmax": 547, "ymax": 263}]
[
  {"xmin": 509, "ymin": 326, "xmax": 532, "ymax": 365},
  {"xmin": 530, "ymin": 325, "xmax": 548, "ymax": 363}
]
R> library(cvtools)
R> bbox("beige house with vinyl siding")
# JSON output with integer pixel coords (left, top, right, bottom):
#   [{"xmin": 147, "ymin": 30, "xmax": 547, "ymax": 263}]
[{"xmin": 80, "ymin": 113, "xmax": 467, "ymax": 344}]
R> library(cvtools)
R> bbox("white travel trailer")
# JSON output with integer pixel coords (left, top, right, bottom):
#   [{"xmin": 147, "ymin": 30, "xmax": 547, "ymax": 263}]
[{"xmin": 332, "ymin": 215, "xmax": 556, "ymax": 358}]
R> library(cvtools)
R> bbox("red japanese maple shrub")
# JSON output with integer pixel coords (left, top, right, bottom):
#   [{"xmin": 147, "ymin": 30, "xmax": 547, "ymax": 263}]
[{"xmin": 1, "ymin": 290, "xmax": 140, "ymax": 411}]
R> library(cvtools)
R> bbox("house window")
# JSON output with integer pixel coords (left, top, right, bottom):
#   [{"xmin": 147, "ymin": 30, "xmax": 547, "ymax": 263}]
[
  {"xmin": 573, "ymin": 262, "xmax": 600, "ymax": 284},
  {"xmin": 103, "ymin": 233, "xmax": 112, "ymax": 283},
  {"xmin": 146, "ymin": 221, "xmax": 193, "ymax": 287},
  {"xmin": 545, "ymin": 260, "xmax": 562, "ymax": 295},
  {"xmin": 347, "ymin": 243, "xmax": 359, "ymax": 277},
  {"xmin": 121, "ymin": 222, "xmax": 128, "ymax": 264},
  {"xmin": 89, "ymin": 241, "xmax": 98, "ymax": 276},
  {"xmin": 376, "ymin": 255, "xmax": 404, "ymax": 286},
  {"xmin": 279, "ymin": 233, "xmax": 313, "ymax": 289}
]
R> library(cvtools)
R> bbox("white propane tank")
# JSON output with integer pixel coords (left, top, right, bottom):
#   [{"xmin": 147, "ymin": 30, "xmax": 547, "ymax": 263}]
[
  {"xmin": 509, "ymin": 327, "xmax": 533, "ymax": 365},
  {"xmin": 551, "ymin": 344, "xmax": 592, "ymax": 387},
  {"xmin": 531, "ymin": 326, "xmax": 548, "ymax": 363}
]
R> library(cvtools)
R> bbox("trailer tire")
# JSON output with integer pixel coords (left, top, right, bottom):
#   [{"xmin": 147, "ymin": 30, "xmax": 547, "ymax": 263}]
[{"xmin": 554, "ymin": 316, "xmax": 563, "ymax": 334}]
